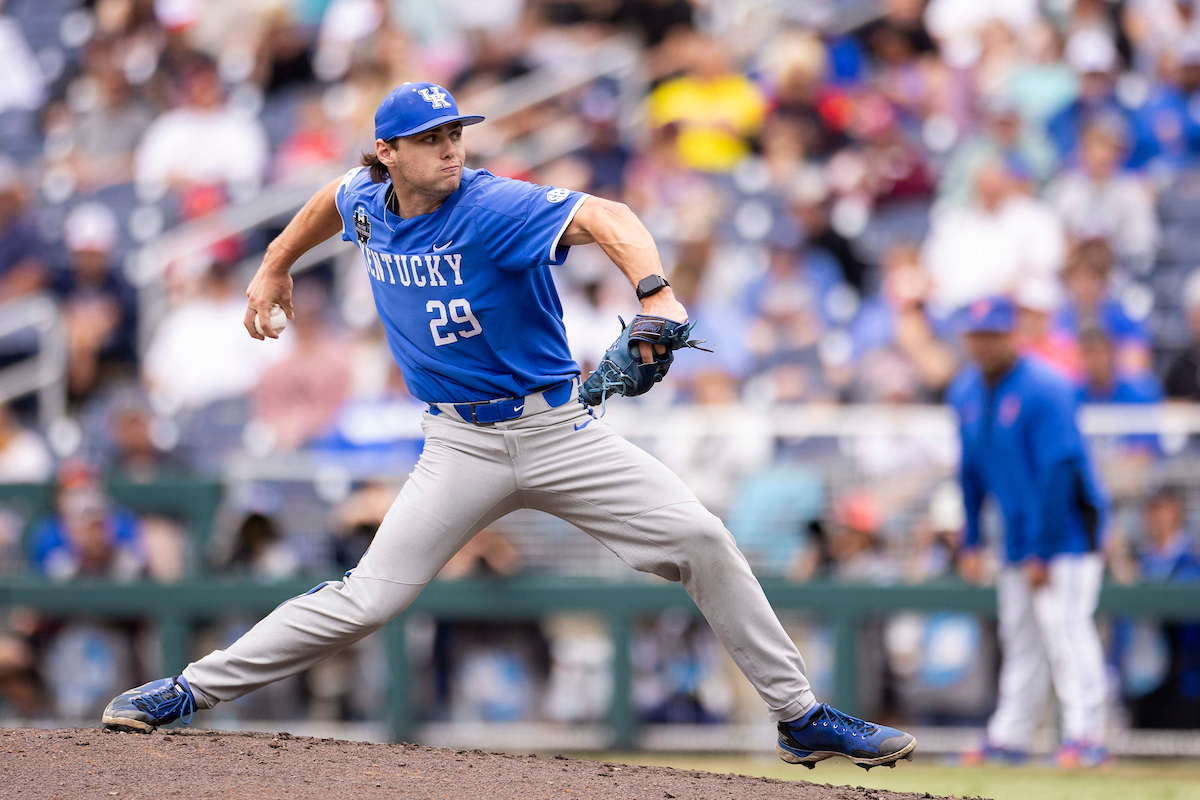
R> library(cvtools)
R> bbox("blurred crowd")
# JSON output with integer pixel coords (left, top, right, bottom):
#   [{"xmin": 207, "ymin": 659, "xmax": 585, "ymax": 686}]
[{"xmin": 3, "ymin": 0, "xmax": 1200, "ymax": 733}]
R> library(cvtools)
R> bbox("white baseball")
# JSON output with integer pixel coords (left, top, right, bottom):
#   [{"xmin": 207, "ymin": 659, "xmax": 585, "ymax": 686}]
[{"xmin": 254, "ymin": 304, "xmax": 288, "ymax": 336}]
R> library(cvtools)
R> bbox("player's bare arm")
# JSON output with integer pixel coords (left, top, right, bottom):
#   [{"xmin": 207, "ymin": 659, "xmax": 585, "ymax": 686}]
[
  {"xmin": 562, "ymin": 196, "xmax": 686, "ymax": 364},
  {"xmin": 244, "ymin": 175, "xmax": 344, "ymax": 340}
]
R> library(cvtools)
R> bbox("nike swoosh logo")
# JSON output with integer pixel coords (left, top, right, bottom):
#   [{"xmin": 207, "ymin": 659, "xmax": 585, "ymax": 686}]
[
  {"xmin": 574, "ymin": 419, "xmax": 591, "ymax": 431},
  {"xmin": 432, "ymin": 241, "xmax": 453, "ymax": 252},
  {"xmin": 513, "ymin": 403, "xmax": 524, "ymax": 413}
]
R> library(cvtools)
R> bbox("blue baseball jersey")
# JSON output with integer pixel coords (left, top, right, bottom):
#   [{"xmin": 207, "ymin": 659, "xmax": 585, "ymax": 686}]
[
  {"xmin": 335, "ymin": 167, "xmax": 590, "ymax": 403},
  {"xmin": 948, "ymin": 357, "xmax": 1107, "ymax": 563}
]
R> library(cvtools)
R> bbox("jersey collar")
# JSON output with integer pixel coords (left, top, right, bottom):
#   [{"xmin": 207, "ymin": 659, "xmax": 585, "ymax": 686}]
[{"xmin": 382, "ymin": 174, "xmax": 471, "ymax": 231}]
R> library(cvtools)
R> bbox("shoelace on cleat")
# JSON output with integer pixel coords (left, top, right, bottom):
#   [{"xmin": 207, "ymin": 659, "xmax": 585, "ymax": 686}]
[
  {"xmin": 809, "ymin": 705, "xmax": 878, "ymax": 740},
  {"xmin": 131, "ymin": 682, "xmax": 195, "ymax": 725}
]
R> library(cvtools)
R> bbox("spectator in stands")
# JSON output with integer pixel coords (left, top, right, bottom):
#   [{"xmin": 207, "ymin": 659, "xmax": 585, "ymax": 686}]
[
  {"xmin": 273, "ymin": 93, "xmax": 346, "ymax": 182},
  {"xmin": 101, "ymin": 390, "xmax": 187, "ymax": 482},
  {"xmin": 762, "ymin": 31, "xmax": 846, "ymax": 160},
  {"xmin": 1119, "ymin": 486, "xmax": 1200, "ymax": 729},
  {"xmin": 1047, "ymin": 29, "xmax": 1157, "ymax": 169},
  {"xmin": 922, "ymin": 158, "xmax": 1066, "ymax": 311},
  {"xmin": 742, "ymin": 232, "xmax": 838, "ymax": 403},
  {"xmin": 646, "ymin": 31, "xmax": 767, "ymax": 173},
  {"xmin": 53, "ymin": 203, "xmax": 137, "ymax": 401},
  {"xmin": 622, "ymin": 123, "xmax": 714, "ymax": 246},
  {"xmin": 0, "ymin": 403, "xmax": 52, "ymax": 482},
  {"xmin": 134, "ymin": 55, "xmax": 269, "ymax": 202},
  {"xmin": 573, "ymin": 85, "xmax": 631, "ymax": 199},
  {"xmin": 849, "ymin": 243, "xmax": 957, "ymax": 401},
  {"xmin": 143, "ymin": 259, "xmax": 290, "ymax": 412},
  {"xmin": 939, "ymin": 94, "xmax": 1055, "ymax": 207},
  {"xmin": 1077, "ymin": 325, "xmax": 1163, "ymax": 404},
  {"xmin": 220, "ymin": 510, "xmax": 300, "ymax": 580},
  {"xmin": 1124, "ymin": 0, "xmax": 1200, "ymax": 74},
  {"xmin": 1053, "ymin": 239, "xmax": 1152, "ymax": 376},
  {"xmin": 1006, "ymin": 19, "xmax": 1078, "ymax": 129},
  {"xmin": 252, "ymin": 6, "xmax": 317, "ymax": 97},
  {"xmin": 1129, "ymin": 42, "xmax": 1200, "ymax": 171},
  {"xmin": 29, "ymin": 462, "xmax": 144, "ymax": 582},
  {"xmin": 0, "ymin": 610, "xmax": 40, "ymax": 718},
  {"xmin": 1139, "ymin": 487, "xmax": 1200, "ymax": 581},
  {"xmin": 1076, "ymin": 325, "xmax": 1161, "ymax": 485},
  {"xmin": 788, "ymin": 167, "xmax": 873, "ymax": 293},
  {"xmin": 331, "ymin": 479, "xmax": 398, "ymax": 571},
  {"xmin": 67, "ymin": 39, "xmax": 155, "ymax": 191},
  {"xmin": 827, "ymin": 492, "xmax": 901, "ymax": 583},
  {"xmin": 1164, "ymin": 268, "xmax": 1200, "ymax": 399},
  {"xmin": 0, "ymin": 11, "xmax": 44, "ymax": 114},
  {"xmin": 251, "ymin": 277, "xmax": 351, "ymax": 452},
  {"xmin": 0, "ymin": 159, "xmax": 46, "ymax": 304},
  {"xmin": 906, "ymin": 482, "xmax": 967, "ymax": 582},
  {"xmin": 1047, "ymin": 117, "xmax": 1159, "ymax": 276},
  {"xmin": 1016, "ymin": 277, "xmax": 1080, "ymax": 380},
  {"xmin": 439, "ymin": 526, "xmax": 521, "ymax": 580}
]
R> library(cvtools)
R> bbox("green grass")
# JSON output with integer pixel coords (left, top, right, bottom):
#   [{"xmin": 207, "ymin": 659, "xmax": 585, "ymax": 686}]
[{"xmin": 581, "ymin": 753, "xmax": 1200, "ymax": 800}]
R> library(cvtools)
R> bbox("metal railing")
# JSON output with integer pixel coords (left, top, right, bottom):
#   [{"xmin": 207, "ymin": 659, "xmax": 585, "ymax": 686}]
[
  {"xmin": 0, "ymin": 294, "xmax": 66, "ymax": 425},
  {"xmin": 1, "ymin": 576, "xmax": 1197, "ymax": 748}
]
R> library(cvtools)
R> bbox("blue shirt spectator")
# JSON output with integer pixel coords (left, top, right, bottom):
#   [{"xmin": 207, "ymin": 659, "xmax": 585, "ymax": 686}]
[
  {"xmin": 0, "ymin": 161, "xmax": 46, "ymax": 310},
  {"xmin": 29, "ymin": 470, "xmax": 144, "ymax": 581},
  {"xmin": 1117, "ymin": 487, "xmax": 1200, "ymax": 728},
  {"xmin": 1048, "ymin": 29, "xmax": 1158, "ymax": 170}
]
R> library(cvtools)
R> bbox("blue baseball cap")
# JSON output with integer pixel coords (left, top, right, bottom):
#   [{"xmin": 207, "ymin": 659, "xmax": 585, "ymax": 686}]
[
  {"xmin": 962, "ymin": 296, "xmax": 1016, "ymax": 333},
  {"xmin": 374, "ymin": 82, "xmax": 485, "ymax": 141}
]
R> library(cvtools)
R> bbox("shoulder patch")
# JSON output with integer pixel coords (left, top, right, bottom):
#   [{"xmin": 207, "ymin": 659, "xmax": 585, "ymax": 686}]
[
  {"xmin": 546, "ymin": 187, "xmax": 570, "ymax": 204},
  {"xmin": 353, "ymin": 205, "xmax": 371, "ymax": 245}
]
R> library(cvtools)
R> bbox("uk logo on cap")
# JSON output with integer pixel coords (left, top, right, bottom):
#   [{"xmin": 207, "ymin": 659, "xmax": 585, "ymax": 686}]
[
  {"xmin": 418, "ymin": 86, "xmax": 450, "ymax": 109},
  {"xmin": 374, "ymin": 82, "xmax": 485, "ymax": 141}
]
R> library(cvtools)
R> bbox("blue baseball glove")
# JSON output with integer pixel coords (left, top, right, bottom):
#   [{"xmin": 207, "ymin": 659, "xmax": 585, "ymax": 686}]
[{"xmin": 578, "ymin": 315, "xmax": 711, "ymax": 407}]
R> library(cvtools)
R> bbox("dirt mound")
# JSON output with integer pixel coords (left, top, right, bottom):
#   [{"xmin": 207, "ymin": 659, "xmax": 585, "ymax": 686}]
[{"xmin": 1, "ymin": 727, "xmax": 960, "ymax": 800}]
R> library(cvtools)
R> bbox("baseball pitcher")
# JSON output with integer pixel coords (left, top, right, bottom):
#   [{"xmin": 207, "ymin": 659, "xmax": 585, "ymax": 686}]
[{"xmin": 101, "ymin": 82, "xmax": 915, "ymax": 770}]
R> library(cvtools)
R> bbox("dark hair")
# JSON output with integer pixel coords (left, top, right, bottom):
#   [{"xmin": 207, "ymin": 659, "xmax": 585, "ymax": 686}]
[
  {"xmin": 360, "ymin": 137, "xmax": 399, "ymax": 183},
  {"xmin": 1068, "ymin": 237, "xmax": 1113, "ymax": 277}
]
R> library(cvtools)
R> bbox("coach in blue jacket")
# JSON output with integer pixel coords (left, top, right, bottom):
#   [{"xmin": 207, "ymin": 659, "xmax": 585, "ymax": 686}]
[{"xmin": 948, "ymin": 296, "xmax": 1110, "ymax": 767}]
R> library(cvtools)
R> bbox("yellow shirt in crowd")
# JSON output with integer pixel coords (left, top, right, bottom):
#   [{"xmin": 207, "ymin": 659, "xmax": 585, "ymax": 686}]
[{"xmin": 647, "ymin": 74, "xmax": 767, "ymax": 173}]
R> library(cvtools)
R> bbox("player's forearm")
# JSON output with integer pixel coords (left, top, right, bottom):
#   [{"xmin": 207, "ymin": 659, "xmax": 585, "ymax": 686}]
[{"xmin": 262, "ymin": 176, "xmax": 344, "ymax": 273}]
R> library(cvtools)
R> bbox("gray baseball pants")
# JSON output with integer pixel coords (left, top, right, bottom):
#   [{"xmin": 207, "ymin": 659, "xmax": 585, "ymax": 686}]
[{"xmin": 182, "ymin": 388, "xmax": 817, "ymax": 722}]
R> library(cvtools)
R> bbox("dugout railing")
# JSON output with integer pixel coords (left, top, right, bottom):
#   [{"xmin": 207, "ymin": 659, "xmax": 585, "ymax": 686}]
[{"xmin": 1, "ymin": 575, "xmax": 1198, "ymax": 748}]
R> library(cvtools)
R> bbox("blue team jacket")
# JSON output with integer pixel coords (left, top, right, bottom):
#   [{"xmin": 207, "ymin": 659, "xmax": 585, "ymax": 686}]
[{"xmin": 948, "ymin": 357, "xmax": 1108, "ymax": 563}]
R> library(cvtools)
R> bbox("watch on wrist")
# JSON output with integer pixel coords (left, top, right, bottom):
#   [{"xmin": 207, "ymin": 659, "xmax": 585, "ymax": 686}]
[{"xmin": 636, "ymin": 274, "xmax": 670, "ymax": 302}]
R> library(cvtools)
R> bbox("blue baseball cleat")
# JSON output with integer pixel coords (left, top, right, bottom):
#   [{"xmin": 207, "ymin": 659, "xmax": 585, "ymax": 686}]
[
  {"xmin": 776, "ymin": 703, "xmax": 916, "ymax": 770},
  {"xmin": 101, "ymin": 676, "xmax": 197, "ymax": 733},
  {"xmin": 973, "ymin": 742, "xmax": 1029, "ymax": 765}
]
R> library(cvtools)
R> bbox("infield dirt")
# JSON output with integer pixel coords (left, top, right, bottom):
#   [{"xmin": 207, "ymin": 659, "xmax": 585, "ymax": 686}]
[{"xmin": 1, "ymin": 727, "xmax": 969, "ymax": 800}]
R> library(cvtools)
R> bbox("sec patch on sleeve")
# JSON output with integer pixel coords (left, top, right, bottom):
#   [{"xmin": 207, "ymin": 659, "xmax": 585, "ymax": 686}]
[{"xmin": 546, "ymin": 187, "xmax": 570, "ymax": 203}]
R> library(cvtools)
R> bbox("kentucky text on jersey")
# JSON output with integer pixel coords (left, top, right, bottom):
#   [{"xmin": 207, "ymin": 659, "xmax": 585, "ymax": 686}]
[
  {"xmin": 336, "ymin": 166, "xmax": 590, "ymax": 404},
  {"xmin": 359, "ymin": 249, "xmax": 465, "ymax": 287}
]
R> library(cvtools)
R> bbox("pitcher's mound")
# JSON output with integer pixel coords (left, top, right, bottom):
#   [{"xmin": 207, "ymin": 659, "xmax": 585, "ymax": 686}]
[{"xmin": 1, "ymin": 727, "xmax": 955, "ymax": 800}]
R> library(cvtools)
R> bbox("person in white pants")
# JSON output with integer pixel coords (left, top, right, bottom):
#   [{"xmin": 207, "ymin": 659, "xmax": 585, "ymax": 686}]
[
  {"xmin": 948, "ymin": 296, "xmax": 1109, "ymax": 767},
  {"xmin": 100, "ymin": 81, "xmax": 917, "ymax": 771}
]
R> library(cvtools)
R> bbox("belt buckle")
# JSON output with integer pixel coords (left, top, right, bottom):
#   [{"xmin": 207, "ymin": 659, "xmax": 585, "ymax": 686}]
[{"xmin": 467, "ymin": 401, "xmax": 494, "ymax": 426}]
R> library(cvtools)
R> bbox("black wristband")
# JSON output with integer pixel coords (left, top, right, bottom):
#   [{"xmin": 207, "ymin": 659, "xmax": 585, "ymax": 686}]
[{"xmin": 636, "ymin": 274, "xmax": 670, "ymax": 301}]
